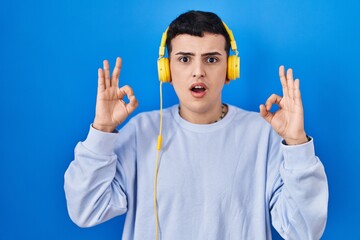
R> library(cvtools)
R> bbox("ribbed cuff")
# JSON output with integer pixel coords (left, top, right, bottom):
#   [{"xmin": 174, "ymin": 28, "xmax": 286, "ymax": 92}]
[
  {"xmin": 82, "ymin": 125, "xmax": 119, "ymax": 155},
  {"xmin": 281, "ymin": 137, "xmax": 318, "ymax": 170}
]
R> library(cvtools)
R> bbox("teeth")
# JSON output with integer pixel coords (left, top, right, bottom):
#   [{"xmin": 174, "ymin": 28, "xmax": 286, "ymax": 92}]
[{"xmin": 194, "ymin": 86, "xmax": 203, "ymax": 89}]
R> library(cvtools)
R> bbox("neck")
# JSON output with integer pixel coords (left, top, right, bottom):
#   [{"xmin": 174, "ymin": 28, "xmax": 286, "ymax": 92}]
[{"xmin": 178, "ymin": 103, "xmax": 228, "ymax": 124}]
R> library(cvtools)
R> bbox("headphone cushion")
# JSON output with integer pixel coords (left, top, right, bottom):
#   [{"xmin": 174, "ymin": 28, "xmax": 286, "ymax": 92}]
[
  {"xmin": 157, "ymin": 58, "xmax": 171, "ymax": 82},
  {"xmin": 227, "ymin": 55, "xmax": 240, "ymax": 80}
]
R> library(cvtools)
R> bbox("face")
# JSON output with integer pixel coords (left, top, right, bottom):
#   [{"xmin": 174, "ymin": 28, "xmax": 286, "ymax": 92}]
[{"xmin": 169, "ymin": 33, "xmax": 228, "ymax": 123}]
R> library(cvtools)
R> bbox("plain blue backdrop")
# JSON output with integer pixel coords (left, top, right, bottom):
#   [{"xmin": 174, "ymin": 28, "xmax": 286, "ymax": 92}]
[{"xmin": 1, "ymin": 0, "xmax": 359, "ymax": 239}]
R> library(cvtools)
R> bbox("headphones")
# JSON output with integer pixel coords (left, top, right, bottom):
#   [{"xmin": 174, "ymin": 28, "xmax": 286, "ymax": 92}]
[{"xmin": 157, "ymin": 22, "xmax": 240, "ymax": 82}]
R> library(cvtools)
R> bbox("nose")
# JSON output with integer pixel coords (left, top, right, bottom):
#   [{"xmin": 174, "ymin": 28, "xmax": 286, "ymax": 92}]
[{"xmin": 192, "ymin": 60, "xmax": 205, "ymax": 78}]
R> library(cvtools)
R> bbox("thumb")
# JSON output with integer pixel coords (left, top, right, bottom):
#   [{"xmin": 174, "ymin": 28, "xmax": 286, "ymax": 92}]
[{"xmin": 259, "ymin": 104, "xmax": 273, "ymax": 124}]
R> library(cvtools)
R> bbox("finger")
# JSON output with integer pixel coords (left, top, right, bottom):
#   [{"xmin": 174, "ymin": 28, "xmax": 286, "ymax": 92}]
[
  {"xmin": 294, "ymin": 78, "xmax": 303, "ymax": 107},
  {"xmin": 103, "ymin": 60, "xmax": 111, "ymax": 88},
  {"xmin": 116, "ymin": 85, "xmax": 135, "ymax": 102},
  {"xmin": 98, "ymin": 68, "xmax": 105, "ymax": 92},
  {"xmin": 265, "ymin": 93, "xmax": 282, "ymax": 111},
  {"xmin": 112, "ymin": 57, "xmax": 122, "ymax": 87},
  {"xmin": 286, "ymin": 68, "xmax": 295, "ymax": 100},
  {"xmin": 116, "ymin": 86, "xmax": 128, "ymax": 100},
  {"xmin": 126, "ymin": 94, "xmax": 139, "ymax": 114},
  {"xmin": 279, "ymin": 65, "xmax": 288, "ymax": 98},
  {"xmin": 259, "ymin": 104, "xmax": 273, "ymax": 124},
  {"xmin": 117, "ymin": 85, "xmax": 138, "ymax": 114}
]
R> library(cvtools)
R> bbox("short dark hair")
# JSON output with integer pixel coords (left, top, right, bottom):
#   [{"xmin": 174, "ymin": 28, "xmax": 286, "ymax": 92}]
[{"xmin": 166, "ymin": 10, "xmax": 231, "ymax": 56}]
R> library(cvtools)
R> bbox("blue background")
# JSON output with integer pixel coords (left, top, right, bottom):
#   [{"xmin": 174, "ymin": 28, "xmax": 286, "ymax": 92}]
[{"xmin": 1, "ymin": 0, "xmax": 359, "ymax": 239}]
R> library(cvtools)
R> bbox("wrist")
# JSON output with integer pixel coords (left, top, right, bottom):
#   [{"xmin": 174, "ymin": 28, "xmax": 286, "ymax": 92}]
[
  {"xmin": 92, "ymin": 122, "xmax": 116, "ymax": 133},
  {"xmin": 283, "ymin": 134, "xmax": 310, "ymax": 145}
]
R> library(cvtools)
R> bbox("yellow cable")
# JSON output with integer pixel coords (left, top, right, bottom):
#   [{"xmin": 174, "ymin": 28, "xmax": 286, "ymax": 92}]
[
  {"xmin": 154, "ymin": 151, "xmax": 160, "ymax": 240},
  {"xmin": 154, "ymin": 81, "xmax": 163, "ymax": 240}
]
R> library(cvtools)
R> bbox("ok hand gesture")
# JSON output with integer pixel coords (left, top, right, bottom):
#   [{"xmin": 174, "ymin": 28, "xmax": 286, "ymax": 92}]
[
  {"xmin": 93, "ymin": 57, "xmax": 138, "ymax": 133},
  {"xmin": 259, "ymin": 66, "xmax": 308, "ymax": 145}
]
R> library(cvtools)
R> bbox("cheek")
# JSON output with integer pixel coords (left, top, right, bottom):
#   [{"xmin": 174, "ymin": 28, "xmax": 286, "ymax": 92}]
[
  {"xmin": 210, "ymin": 65, "xmax": 227, "ymax": 82},
  {"xmin": 169, "ymin": 66, "xmax": 185, "ymax": 91},
  {"xmin": 170, "ymin": 63, "xmax": 188, "ymax": 82},
  {"xmin": 171, "ymin": 82, "xmax": 187, "ymax": 100},
  {"xmin": 170, "ymin": 61, "xmax": 182, "ymax": 73},
  {"xmin": 211, "ymin": 67, "xmax": 228, "ymax": 90},
  {"xmin": 171, "ymin": 78, "xmax": 186, "ymax": 92}
]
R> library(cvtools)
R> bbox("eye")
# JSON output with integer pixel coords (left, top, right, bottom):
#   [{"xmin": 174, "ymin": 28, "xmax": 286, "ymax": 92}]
[
  {"xmin": 206, "ymin": 57, "xmax": 218, "ymax": 63},
  {"xmin": 179, "ymin": 56, "xmax": 190, "ymax": 63}
]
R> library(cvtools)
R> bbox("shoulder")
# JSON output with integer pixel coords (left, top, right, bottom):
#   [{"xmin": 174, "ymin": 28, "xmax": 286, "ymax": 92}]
[
  {"xmin": 125, "ymin": 105, "xmax": 177, "ymax": 129},
  {"xmin": 228, "ymin": 105, "xmax": 268, "ymax": 126},
  {"xmin": 226, "ymin": 104, "xmax": 278, "ymax": 139},
  {"xmin": 227, "ymin": 104, "xmax": 283, "ymax": 152}
]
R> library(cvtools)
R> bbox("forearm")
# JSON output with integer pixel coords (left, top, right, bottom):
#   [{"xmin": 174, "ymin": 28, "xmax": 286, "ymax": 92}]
[
  {"xmin": 270, "ymin": 139, "xmax": 328, "ymax": 239},
  {"xmin": 64, "ymin": 127, "xmax": 128, "ymax": 227}
]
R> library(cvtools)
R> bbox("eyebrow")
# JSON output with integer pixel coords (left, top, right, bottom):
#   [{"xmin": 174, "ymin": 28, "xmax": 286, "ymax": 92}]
[{"xmin": 174, "ymin": 51, "xmax": 223, "ymax": 57}]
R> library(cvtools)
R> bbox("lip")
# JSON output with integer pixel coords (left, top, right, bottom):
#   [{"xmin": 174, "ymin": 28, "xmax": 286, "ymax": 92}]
[
  {"xmin": 189, "ymin": 82, "xmax": 207, "ymax": 89},
  {"xmin": 189, "ymin": 82, "xmax": 207, "ymax": 98}
]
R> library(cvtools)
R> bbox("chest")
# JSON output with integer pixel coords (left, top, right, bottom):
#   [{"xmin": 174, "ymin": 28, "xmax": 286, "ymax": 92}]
[{"xmin": 157, "ymin": 131, "xmax": 268, "ymax": 202}]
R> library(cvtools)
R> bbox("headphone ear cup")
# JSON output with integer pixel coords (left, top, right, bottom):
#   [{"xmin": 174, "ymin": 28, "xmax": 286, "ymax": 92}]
[
  {"xmin": 157, "ymin": 58, "xmax": 171, "ymax": 82},
  {"xmin": 227, "ymin": 55, "xmax": 240, "ymax": 80}
]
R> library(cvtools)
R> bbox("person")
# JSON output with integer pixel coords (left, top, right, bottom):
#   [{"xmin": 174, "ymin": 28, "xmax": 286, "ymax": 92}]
[{"xmin": 64, "ymin": 10, "xmax": 328, "ymax": 240}]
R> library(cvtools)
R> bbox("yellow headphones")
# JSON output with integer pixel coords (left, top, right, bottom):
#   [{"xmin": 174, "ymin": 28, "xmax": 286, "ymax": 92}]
[{"xmin": 157, "ymin": 22, "xmax": 240, "ymax": 82}]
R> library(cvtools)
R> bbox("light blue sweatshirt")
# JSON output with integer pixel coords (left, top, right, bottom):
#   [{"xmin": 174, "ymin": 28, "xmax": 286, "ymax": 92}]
[{"xmin": 64, "ymin": 104, "xmax": 328, "ymax": 239}]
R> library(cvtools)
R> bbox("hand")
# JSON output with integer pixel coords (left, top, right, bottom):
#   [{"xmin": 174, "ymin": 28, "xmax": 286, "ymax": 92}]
[
  {"xmin": 93, "ymin": 57, "xmax": 138, "ymax": 132},
  {"xmin": 259, "ymin": 66, "xmax": 308, "ymax": 145}
]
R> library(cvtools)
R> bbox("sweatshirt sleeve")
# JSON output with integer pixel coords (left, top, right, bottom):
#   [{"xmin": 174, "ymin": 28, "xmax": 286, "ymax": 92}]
[
  {"xmin": 269, "ymin": 138, "xmax": 329, "ymax": 240},
  {"xmin": 64, "ymin": 125, "xmax": 133, "ymax": 227}
]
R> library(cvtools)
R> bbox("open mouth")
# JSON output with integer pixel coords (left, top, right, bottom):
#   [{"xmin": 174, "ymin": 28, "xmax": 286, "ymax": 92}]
[
  {"xmin": 190, "ymin": 82, "xmax": 207, "ymax": 92},
  {"xmin": 191, "ymin": 85, "xmax": 206, "ymax": 93}
]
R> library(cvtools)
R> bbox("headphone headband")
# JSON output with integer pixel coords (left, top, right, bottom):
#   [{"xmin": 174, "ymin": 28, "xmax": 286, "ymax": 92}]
[
  {"xmin": 222, "ymin": 22, "xmax": 238, "ymax": 56},
  {"xmin": 158, "ymin": 22, "xmax": 238, "ymax": 58},
  {"xmin": 159, "ymin": 28, "xmax": 168, "ymax": 58}
]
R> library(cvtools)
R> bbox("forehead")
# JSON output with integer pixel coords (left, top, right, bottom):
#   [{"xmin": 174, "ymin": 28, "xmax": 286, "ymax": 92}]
[{"xmin": 170, "ymin": 33, "xmax": 227, "ymax": 54}]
